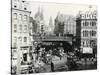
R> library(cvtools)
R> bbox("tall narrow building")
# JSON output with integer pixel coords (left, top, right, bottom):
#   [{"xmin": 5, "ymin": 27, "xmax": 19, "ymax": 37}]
[
  {"xmin": 11, "ymin": 0, "xmax": 31, "ymax": 74},
  {"xmin": 76, "ymin": 6, "xmax": 97, "ymax": 55},
  {"xmin": 54, "ymin": 13, "xmax": 76, "ymax": 37}
]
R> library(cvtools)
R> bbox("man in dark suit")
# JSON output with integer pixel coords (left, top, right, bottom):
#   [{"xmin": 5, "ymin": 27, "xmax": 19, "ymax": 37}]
[{"xmin": 51, "ymin": 61, "xmax": 54, "ymax": 72}]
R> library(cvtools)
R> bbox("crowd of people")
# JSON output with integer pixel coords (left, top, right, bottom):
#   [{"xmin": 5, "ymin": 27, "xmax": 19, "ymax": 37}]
[
  {"xmin": 30, "ymin": 42, "xmax": 68, "ymax": 72},
  {"xmin": 28, "ymin": 42, "xmax": 97, "ymax": 73}
]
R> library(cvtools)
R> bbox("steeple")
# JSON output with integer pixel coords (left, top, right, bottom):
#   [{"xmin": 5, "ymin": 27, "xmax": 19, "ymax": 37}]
[
  {"xmin": 40, "ymin": 7, "xmax": 44, "ymax": 20},
  {"xmin": 34, "ymin": 6, "xmax": 41, "ymax": 19}
]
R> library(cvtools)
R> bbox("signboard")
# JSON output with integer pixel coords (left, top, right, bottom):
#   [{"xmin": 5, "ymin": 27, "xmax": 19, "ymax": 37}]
[{"xmin": 82, "ymin": 47, "xmax": 93, "ymax": 54}]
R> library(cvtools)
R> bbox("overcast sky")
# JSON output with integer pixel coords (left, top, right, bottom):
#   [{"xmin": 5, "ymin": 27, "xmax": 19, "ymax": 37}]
[{"xmin": 29, "ymin": 1, "xmax": 97, "ymax": 25}]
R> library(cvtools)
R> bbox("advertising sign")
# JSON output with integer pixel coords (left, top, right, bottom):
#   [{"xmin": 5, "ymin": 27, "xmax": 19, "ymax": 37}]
[{"xmin": 82, "ymin": 47, "xmax": 93, "ymax": 54}]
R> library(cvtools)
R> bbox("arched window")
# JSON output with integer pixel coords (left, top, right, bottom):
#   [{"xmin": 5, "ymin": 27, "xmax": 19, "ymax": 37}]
[
  {"xmin": 83, "ymin": 31, "xmax": 85, "ymax": 37},
  {"xmin": 13, "ymin": 13, "xmax": 17, "ymax": 19},
  {"xmin": 24, "ymin": 15, "xmax": 27, "ymax": 21},
  {"xmin": 82, "ymin": 21, "xmax": 85, "ymax": 26},
  {"xmin": 90, "ymin": 21, "xmax": 92, "ymax": 26}
]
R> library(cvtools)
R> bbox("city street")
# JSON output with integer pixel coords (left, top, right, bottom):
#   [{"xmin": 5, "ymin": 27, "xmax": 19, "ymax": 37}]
[{"xmin": 11, "ymin": 0, "xmax": 97, "ymax": 74}]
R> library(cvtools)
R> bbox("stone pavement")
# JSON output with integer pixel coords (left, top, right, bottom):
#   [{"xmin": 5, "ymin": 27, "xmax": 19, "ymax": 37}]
[{"xmin": 39, "ymin": 55, "xmax": 68, "ymax": 73}]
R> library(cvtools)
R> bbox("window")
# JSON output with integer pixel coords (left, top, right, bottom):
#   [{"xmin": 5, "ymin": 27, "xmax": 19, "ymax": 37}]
[
  {"xmin": 87, "ymin": 14, "xmax": 89, "ymax": 18},
  {"xmin": 14, "ymin": 24, "xmax": 17, "ymax": 32},
  {"xmin": 83, "ymin": 41, "xmax": 85, "ymax": 46},
  {"xmin": 90, "ymin": 40, "xmax": 94, "ymax": 47},
  {"xmin": 92, "ymin": 31, "xmax": 96, "ymax": 36},
  {"xmin": 93, "ymin": 40, "xmax": 97, "ymax": 47},
  {"xmin": 82, "ymin": 21, "xmax": 85, "ymax": 26},
  {"xmin": 84, "ymin": 40, "xmax": 86, "ymax": 47},
  {"xmin": 82, "ymin": 15, "xmax": 85, "ymax": 19},
  {"xmin": 92, "ymin": 22, "xmax": 96, "ymax": 26},
  {"xmin": 19, "ymin": 14, "xmax": 22, "ymax": 20},
  {"xmin": 83, "ymin": 30, "xmax": 88, "ymax": 37},
  {"xmin": 19, "ymin": 24, "xmax": 22, "ymax": 33},
  {"xmin": 85, "ymin": 21, "xmax": 88, "ymax": 26},
  {"xmin": 90, "ymin": 30, "xmax": 96, "ymax": 36},
  {"xmin": 23, "ymin": 53, "xmax": 27, "ymax": 61},
  {"xmin": 24, "ymin": 25, "xmax": 27, "ymax": 33},
  {"xmin": 90, "ymin": 22, "xmax": 92, "ymax": 26},
  {"xmin": 86, "ymin": 40, "xmax": 90, "ymax": 47},
  {"xmin": 13, "ymin": 13, "xmax": 17, "ymax": 19},
  {"xmin": 24, "ymin": 15, "xmax": 27, "ymax": 20},
  {"xmin": 18, "ymin": 37, "xmax": 22, "ymax": 44},
  {"xmin": 24, "ymin": 37, "xmax": 27, "ymax": 42},
  {"xmin": 92, "ymin": 22, "xmax": 94, "ymax": 26},
  {"xmin": 94, "ymin": 22, "xmax": 96, "ymax": 26},
  {"xmin": 13, "ymin": 37, "xmax": 17, "ymax": 47}
]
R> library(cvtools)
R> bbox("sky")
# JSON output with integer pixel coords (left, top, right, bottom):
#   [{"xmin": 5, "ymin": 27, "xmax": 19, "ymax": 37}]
[{"xmin": 29, "ymin": 1, "xmax": 97, "ymax": 26}]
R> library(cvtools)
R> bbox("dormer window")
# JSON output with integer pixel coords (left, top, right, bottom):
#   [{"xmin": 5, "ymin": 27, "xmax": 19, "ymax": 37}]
[
  {"xmin": 14, "ymin": 3, "xmax": 17, "ymax": 8},
  {"xmin": 14, "ymin": 5, "xmax": 17, "ymax": 8}
]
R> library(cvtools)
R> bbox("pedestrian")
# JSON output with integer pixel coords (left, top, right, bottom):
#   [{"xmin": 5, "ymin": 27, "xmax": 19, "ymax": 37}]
[{"xmin": 51, "ymin": 61, "xmax": 54, "ymax": 72}]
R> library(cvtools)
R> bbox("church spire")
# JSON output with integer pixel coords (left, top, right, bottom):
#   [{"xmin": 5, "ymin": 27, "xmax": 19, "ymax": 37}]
[{"xmin": 40, "ymin": 7, "xmax": 44, "ymax": 20}]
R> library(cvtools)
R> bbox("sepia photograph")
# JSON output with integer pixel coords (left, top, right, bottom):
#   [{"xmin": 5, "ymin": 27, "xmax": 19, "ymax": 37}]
[{"xmin": 11, "ymin": 0, "xmax": 97, "ymax": 75}]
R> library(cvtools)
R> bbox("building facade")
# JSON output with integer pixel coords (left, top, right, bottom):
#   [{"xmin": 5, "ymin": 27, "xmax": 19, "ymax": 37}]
[
  {"xmin": 76, "ymin": 7, "xmax": 97, "ymax": 54},
  {"xmin": 11, "ymin": 0, "xmax": 31, "ymax": 74},
  {"xmin": 64, "ymin": 15, "xmax": 76, "ymax": 36},
  {"xmin": 54, "ymin": 13, "xmax": 76, "ymax": 37}
]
